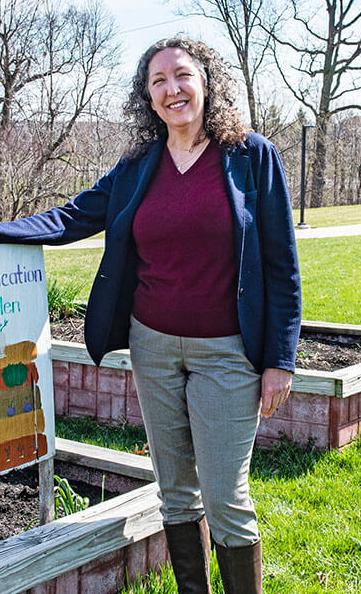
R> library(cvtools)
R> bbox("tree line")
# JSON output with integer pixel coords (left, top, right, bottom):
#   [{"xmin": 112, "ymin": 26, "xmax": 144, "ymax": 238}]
[
  {"xmin": 0, "ymin": 0, "xmax": 123, "ymax": 220},
  {"xmin": 178, "ymin": 0, "xmax": 361, "ymax": 208},
  {"xmin": 1, "ymin": 0, "xmax": 360, "ymax": 219}
]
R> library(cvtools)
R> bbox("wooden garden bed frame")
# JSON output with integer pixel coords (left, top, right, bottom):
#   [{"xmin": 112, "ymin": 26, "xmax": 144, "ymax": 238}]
[{"xmin": 0, "ymin": 439, "xmax": 168, "ymax": 594}]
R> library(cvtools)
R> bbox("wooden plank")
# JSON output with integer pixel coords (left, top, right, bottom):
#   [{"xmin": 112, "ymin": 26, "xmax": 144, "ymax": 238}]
[
  {"xmin": 51, "ymin": 340, "xmax": 132, "ymax": 370},
  {"xmin": 332, "ymin": 364, "xmax": 361, "ymax": 398},
  {"xmin": 39, "ymin": 457, "xmax": 55, "ymax": 525},
  {"xmin": 293, "ymin": 366, "xmax": 361, "ymax": 399},
  {"xmin": 301, "ymin": 320, "xmax": 361, "ymax": 336},
  {"xmin": 292, "ymin": 368, "xmax": 336, "ymax": 396},
  {"xmin": 55, "ymin": 438, "xmax": 155, "ymax": 482},
  {"xmin": 340, "ymin": 377, "xmax": 361, "ymax": 399},
  {"xmin": 0, "ymin": 482, "xmax": 163, "ymax": 594}
]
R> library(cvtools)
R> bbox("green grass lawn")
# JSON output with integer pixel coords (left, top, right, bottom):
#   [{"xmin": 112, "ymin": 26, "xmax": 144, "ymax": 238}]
[
  {"xmin": 45, "ymin": 236, "xmax": 361, "ymax": 324},
  {"xmin": 292, "ymin": 204, "xmax": 361, "ymax": 228},
  {"xmin": 55, "ymin": 417, "xmax": 147, "ymax": 453},
  {"xmin": 44, "ymin": 248, "xmax": 103, "ymax": 301},
  {"xmin": 55, "ymin": 418, "xmax": 361, "ymax": 594},
  {"xmin": 297, "ymin": 236, "xmax": 361, "ymax": 324}
]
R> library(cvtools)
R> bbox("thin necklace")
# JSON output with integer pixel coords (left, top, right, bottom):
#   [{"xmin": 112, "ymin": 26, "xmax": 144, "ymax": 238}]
[{"xmin": 167, "ymin": 138, "xmax": 210, "ymax": 174}]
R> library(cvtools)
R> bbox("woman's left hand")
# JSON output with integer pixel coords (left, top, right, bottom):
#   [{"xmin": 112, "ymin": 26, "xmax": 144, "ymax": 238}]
[{"xmin": 260, "ymin": 368, "xmax": 292, "ymax": 418}]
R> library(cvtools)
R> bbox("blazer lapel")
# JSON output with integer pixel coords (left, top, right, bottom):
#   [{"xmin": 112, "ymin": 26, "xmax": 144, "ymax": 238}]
[
  {"xmin": 111, "ymin": 138, "xmax": 166, "ymax": 237},
  {"xmin": 222, "ymin": 146, "xmax": 250, "ymax": 257},
  {"xmin": 129, "ymin": 139, "xmax": 166, "ymax": 210}
]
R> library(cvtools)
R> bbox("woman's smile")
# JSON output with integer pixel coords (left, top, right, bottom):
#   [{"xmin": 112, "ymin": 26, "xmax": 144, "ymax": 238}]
[{"xmin": 167, "ymin": 99, "xmax": 189, "ymax": 110}]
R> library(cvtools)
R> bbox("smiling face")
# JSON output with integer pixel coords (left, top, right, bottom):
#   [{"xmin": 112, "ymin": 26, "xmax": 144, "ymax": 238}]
[{"xmin": 147, "ymin": 47, "xmax": 207, "ymax": 140}]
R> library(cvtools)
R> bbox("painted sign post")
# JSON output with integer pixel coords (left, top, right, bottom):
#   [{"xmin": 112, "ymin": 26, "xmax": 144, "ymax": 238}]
[{"xmin": 0, "ymin": 244, "xmax": 55, "ymax": 519}]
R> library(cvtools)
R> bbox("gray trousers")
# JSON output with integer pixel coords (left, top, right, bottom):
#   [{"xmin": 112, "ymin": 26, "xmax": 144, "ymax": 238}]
[{"xmin": 129, "ymin": 315, "xmax": 261, "ymax": 547}]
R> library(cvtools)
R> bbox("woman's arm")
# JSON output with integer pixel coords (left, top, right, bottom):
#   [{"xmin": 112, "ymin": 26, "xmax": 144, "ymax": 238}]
[
  {"xmin": 0, "ymin": 163, "xmax": 121, "ymax": 245},
  {"xmin": 256, "ymin": 141, "xmax": 302, "ymax": 373},
  {"xmin": 249, "ymin": 138, "xmax": 301, "ymax": 416}
]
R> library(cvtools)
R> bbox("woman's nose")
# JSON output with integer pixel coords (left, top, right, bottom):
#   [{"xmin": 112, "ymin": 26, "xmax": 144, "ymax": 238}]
[{"xmin": 165, "ymin": 78, "xmax": 181, "ymax": 96}]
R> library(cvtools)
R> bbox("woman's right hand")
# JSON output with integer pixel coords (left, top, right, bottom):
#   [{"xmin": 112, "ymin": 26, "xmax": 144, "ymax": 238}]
[{"xmin": 260, "ymin": 367, "xmax": 292, "ymax": 417}]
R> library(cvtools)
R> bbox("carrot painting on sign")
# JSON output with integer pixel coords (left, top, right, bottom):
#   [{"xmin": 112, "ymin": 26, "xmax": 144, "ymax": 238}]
[{"xmin": 0, "ymin": 245, "xmax": 55, "ymax": 474}]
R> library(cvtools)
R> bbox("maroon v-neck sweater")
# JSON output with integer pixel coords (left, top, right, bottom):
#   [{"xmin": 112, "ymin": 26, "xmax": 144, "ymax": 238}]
[{"xmin": 132, "ymin": 140, "xmax": 240, "ymax": 337}]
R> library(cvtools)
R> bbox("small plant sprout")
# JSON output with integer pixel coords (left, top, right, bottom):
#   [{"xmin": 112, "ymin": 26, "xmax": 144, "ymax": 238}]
[{"xmin": 54, "ymin": 475, "xmax": 89, "ymax": 518}]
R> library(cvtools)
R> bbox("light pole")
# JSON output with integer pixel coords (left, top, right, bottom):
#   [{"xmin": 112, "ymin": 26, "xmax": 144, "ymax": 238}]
[{"xmin": 298, "ymin": 124, "xmax": 315, "ymax": 228}]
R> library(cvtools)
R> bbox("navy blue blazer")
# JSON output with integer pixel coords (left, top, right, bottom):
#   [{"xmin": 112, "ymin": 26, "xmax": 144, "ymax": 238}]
[{"xmin": 0, "ymin": 132, "xmax": 301, "ymax": 373}]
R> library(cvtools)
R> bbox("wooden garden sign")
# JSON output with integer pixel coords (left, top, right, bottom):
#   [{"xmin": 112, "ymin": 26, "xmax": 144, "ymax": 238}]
[{"xmin": 0, "ymin": 244, "xmax": 55, "ymax": 478}]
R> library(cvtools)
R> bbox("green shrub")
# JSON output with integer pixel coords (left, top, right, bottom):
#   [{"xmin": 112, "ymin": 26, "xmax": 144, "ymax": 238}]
[{"xmin": 47, "ymin": 277, "xmax": 83, "ymax": 321}]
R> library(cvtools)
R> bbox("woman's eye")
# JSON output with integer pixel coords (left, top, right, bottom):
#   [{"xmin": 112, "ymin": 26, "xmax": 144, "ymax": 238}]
[
  {"xmin": 178, "ymin": 72, "xmax": 192, "ymax": 78},
  {"xmin": 153, "ymin": 79, "xmax": 164, "ymax": 85}
]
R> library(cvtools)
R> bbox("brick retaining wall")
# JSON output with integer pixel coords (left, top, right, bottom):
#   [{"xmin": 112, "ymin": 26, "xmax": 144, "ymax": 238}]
[
  {"xmin": 53, "ymin": 361, "xmax": 143, "ymax": 426},
  {"xmin": 52, "ymin": 360, "xmax": 361, "ymax": 450},
  {"xmin": 257, "ymin": 391, "xmax": 360, "ymax": 449}
]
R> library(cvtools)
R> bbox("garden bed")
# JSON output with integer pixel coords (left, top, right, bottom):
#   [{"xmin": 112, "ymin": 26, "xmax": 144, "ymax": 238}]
[
  {"xmin": 51, "ymin": 315, "xmax": 361, "ymax": 372},
  {"xmin": 0, "ymin": 440, "xmax": 150, "ymax": 541},
  {"xmin": 0, "ymin": 439, "xmax": 168, "ymax": 594},
  {"xmin": 0, "ymin": 465, "xmax": 114, "ymax": 540},
  {"xmin": 50, "ymin": 319, "xmax": 361, "ymax": 451}
]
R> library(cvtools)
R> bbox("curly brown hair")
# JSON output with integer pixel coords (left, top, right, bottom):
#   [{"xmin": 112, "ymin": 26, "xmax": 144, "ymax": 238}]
[{"xmin": 121, "ymin": 37, "xmax": 249, "ymax": 158}]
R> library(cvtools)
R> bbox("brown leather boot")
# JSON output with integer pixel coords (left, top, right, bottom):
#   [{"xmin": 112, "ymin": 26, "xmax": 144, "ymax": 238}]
[
  {"xmin": 163, "ymin": 515, "xmax": 212, "ymax": 594},
  {"xmin": 215, "ymin": 539, "xmax": 262, "ymax": 593}
]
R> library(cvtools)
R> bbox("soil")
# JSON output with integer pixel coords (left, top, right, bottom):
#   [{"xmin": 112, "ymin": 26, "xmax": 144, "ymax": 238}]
[
  {"xmin": 51, "ymin": 315, "xmax": 361, "ymax": 372},
  {"xmin": 0, "ymin": 464, "xmax": 114, "ymax": 541},
  {"xmin": 297, "ymin": 333, "xmax": 361, "ymax": 371}
]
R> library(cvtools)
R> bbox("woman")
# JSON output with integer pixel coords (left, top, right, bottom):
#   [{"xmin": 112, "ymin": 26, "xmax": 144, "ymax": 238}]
[{"xmin": 0, "ymin": 37, "xmax": 301, "ymax": 594}]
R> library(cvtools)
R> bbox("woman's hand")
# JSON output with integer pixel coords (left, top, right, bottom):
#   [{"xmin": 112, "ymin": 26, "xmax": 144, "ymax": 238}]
[{"xmin": 260, "ymin": 368, "xmax": 292, "ymax": 418}]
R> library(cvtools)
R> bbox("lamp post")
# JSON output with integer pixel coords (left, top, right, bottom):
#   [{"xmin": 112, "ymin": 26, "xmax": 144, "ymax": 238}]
[{"xmin": 298, "ymin": 124, "xmax": 315, "ymax": 228}]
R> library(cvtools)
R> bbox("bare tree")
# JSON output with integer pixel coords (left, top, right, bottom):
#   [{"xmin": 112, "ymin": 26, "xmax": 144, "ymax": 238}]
[
  {"xmin": 0, "ymin": 0, "xmax": 123, "ymax": 219},
  {"xmin": 173, "ymin": 0, "xmax": 278, "ymax": 131},
  {"xmin": 266, "ymin": 0, "xmax": 361, "ymax": 207}
]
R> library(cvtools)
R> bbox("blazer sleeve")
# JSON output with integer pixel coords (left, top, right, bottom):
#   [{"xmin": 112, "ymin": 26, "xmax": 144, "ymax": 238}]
[
  {"xmin": 0, "ymin": 163, "xmax": 121, "ymax": 245},
  {"xmin": 256, "ymin": 142, "xmax": 302, "ymax": 372}
]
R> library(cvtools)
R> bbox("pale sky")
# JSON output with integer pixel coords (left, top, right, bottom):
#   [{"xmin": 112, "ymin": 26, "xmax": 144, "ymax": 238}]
[{"xmin": 102, "ymin": 0, "xmax": 225, "ymax": 71}]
